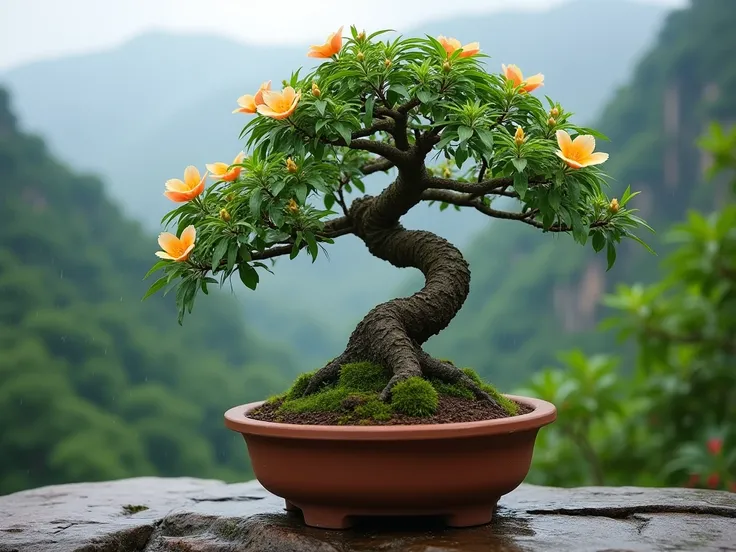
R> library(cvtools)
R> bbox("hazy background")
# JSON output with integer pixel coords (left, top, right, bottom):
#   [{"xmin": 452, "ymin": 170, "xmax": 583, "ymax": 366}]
[{"xmin": 1, "ymin": 0, "xmax": 733, "ymax": 494}]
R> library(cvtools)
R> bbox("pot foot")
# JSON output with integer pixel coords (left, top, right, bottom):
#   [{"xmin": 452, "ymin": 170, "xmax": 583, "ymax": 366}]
[
  {"xmin": 444, "ymin": 506, "xmax": 494, "ymax": 528},
  {"xmin": 300, "ymin": 506, "xmax": 353, "ymax": 529},
  {"xmin": 284, "ymin": 500, "xmax": 300, "ymax": 512}
]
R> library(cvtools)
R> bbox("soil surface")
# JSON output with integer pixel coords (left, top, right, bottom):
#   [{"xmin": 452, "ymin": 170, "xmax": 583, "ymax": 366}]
[{"xmin": 248, "ymin": 395, "xmax": 534, "ymax": 426}]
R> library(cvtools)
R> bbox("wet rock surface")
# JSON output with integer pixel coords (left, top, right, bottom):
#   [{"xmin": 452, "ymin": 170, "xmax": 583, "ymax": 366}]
[{"xmin": 1, "ymin": 477, "xmax": 734, "ymax": 551}]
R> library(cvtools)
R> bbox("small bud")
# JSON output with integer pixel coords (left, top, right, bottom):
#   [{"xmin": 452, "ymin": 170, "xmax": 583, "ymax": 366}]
[
  {"xmin": 356, "ymin": 51, "xmax": 365, "ymax": 62},
  {"xmin": 514, "ymin": 126, "xmax": 525, "ymax": 146},
  {"xmin": 706, "ymin": 473, "xmax": 720, "ymax": 489},
  {"xmin": 550, "ymin": 106, "xmax": 560, "ymax": 118},
  {"xmin": 442, "ymin": 166, "xmax": 452, "ymax": 178},
  {"xmin": 707, "ymin": 438, "xmax": 723, "ymax": 456},
  {"xmin": 357, "ymin": 30, "xmax": 366, "ymax": 41},
  {"xmin": 442, "ymin": 60, "xmax": 452, "ymax": 73},
  {"xmin": 286, "ymin": 157, "xmax": 298, "ymax": 173},
  {"xmin": 384, "ymin": 58, "xmax": 392, "ymax": 68},
  {"xmin": 287, "ymin": 198, "xmax": 299, "ymax": 213},
  {"xmin": 226, "ymin": 193, "xmax": 235, "ymax": 202},
  {"xmin": 548, "ymin": 117, "xmax": 556, "ymax": 126},
  {"xmin": 609, "ymin": 198, "xmax": 620, "ymax": 213},
  {"xmin": 311, "ymin": 82, "xmax": 321, "ymax": 97},
  {"xmin": 219, "ymin": 208, "xmax": 231, "ymax": 222},
  {"xmin": 282, "ymin": 79, "xmax": 289, "ymax": 87}
]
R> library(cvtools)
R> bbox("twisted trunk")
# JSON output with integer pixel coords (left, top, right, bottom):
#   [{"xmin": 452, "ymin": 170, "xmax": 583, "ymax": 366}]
[{"xmin": 305, "ymin": 169, "xmax": 498, "ymax": 404}]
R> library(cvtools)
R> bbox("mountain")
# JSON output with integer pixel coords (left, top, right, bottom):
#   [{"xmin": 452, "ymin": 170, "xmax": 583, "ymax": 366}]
[
  {"xmin": 0, "ymin": 0, "xmax": 670, "ymax": 366},
  {"xmin": 0, "ymin": 89, "xmax": 295, "ymax": 495},
  {"xmin": 429, "ymin": 0, "xmax": 736, "ymax": 388}
]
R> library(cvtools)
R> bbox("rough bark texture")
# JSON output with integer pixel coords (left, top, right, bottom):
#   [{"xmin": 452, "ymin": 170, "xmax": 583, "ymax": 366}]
[{"xmin": 305, "ymin": 159, "xmax": 495, "ymax": 403}]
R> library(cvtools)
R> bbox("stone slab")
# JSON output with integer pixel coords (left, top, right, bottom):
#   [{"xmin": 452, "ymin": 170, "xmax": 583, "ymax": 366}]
[{"xmin": 0, "ymin": 477, "xmax": 734, "ymax": 551}]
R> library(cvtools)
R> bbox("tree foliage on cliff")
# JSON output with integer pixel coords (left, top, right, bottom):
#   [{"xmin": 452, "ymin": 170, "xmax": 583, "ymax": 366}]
[{"xmin": 0, "ymin": 89, "xmax": 294, "ymax": 495}]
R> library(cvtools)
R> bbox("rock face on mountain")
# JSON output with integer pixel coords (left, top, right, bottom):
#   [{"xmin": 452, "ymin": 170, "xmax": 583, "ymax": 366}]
[{"xmin": 1, "ymin": 477, "xmax": 734, "ymax": 551}]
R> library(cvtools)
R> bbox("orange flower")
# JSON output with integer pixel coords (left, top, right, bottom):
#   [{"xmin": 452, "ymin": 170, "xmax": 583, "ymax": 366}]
[
  {"xmin": 437, "ymin": 36, "xmax": 480, "ymax": 58},
  {"xmin": 206, "ymin": 152, "xmax": 245, "ymax": 182},
  {"xmin": 164, "ymin": 166, "xmax": 207, "ymax": 202},
  {"xmin": 502, "ymin": 64, "xmax": 544, "ymax": 93},
  {"xmin": 233, "ymin": 81, "xmax": 271, "ymax": 114},
  {"xmin": 257, "ymin": 86, "xmax": 301, "ymax": 120},
  {"xmin": 307, "ymin": 26, "xmax": 343, "ymax": 58},
  {"xmin": 155, "ymin": 225, "xmax": 196, "ymax": 262},
  {"xmin": 555, "ymin": 130, "xmax": 609, "ymax": 170}
]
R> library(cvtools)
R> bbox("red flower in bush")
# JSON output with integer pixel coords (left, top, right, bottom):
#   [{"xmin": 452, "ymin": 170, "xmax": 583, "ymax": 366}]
[
  {"xmin": 686, "ymin": 473, "xmax": 700, "ymax": 488},
  {"xmin": 707, "ymin": 438, "xmax": 723, "ymax": 455},
  {"xmin": 706, "ymin": 473, "xmax": 720, "ymax": 489}
]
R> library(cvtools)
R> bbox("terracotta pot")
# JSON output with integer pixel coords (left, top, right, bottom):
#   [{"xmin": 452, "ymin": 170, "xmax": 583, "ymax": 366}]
[{"xmin": 224, "ymin": 394, "xmax": 556, "ymax": 530}]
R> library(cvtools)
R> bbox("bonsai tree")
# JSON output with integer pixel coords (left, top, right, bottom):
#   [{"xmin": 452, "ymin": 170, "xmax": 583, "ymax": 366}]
[{"xmin": 146, "ymin": 26, "xmax": 650, "ymax": 412}]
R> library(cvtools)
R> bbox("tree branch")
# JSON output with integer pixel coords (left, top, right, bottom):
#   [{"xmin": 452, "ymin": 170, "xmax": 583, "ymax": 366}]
[
  {"xmin": 361, "ymin": 158, "xmax": 394, "ymax": 175},
  {"xmin": 250, "ymin": 216, "xmax": 354, "ymax": 261}
]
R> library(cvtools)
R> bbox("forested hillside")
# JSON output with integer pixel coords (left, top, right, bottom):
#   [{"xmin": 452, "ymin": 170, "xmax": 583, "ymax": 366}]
[
  {"xmin": 430, "ymin": 0, "xmax": 736, "ymax": 387},
  {"xmin": 0, "ymin": 90, "xmax": 294, "ymax": 495}
]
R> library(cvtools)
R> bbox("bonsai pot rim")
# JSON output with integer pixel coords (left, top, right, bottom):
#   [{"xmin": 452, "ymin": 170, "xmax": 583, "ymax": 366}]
[{"xmin": 224, "ymin": 394, "xmax": 556, "ymax": 440}]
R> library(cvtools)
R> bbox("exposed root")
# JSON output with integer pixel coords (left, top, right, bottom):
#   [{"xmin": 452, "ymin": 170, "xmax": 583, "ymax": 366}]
[
  {"xmin": 378, "ymin": 366, "xmax": 422, "ymax": 401},
  {"xmin": 418, "ymin": 352, "xmax": 501, "ymax": 408},
  {"xmin": 303, "ymin": 356, "xmax": 346, "ymax": 395}
]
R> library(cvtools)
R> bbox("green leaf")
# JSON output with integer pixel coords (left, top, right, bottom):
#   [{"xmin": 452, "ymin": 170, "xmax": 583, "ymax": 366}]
[
  {"xmin": 606, "ymin": 241, "xmax": 617, "ymax": 271},
  {"xmin": 271, "ymin": 178, "xmax": 287, "ymax": 197},
  {"xmin": 351, "ymin": 177, "xmax": 365, "ymax": 193},
  {"xmin": 458, "ymin": 125, "xmax": 473, "ymax": 144},
  {"xmin": 249, "ymin": 189, "xmax": 263, "ymax": 215},
  {"xmin": 334, "ymin": 122, "xmax": 352, "ymax": 146},
  {"xmin": 142, "ymin": 275, "xmax": 169, "ymax": 300},
  {"xmin": 270, "ymin": 204, "xmax": 285, "ymax": 227},
  {"xmin": 290, "ymin": 242, "xmax": 300, "ymax": 260},
  {"xmin": 238, "ymin": 263, "xmax": 259, "ymax": 290},
  {"xmin": 513, "ymin": 171, "xmax": 528, "ymax": 198},
  {"xmin": 324, "ymin": 193, "xmax": 336, "ymax": 209},
  {"xmin": 144, "ymin": 260, "xmax": 169, "ymax": 280},
  {"xmin": 592, "ymin": 231, "xmax": 606, "ymax": 252},
  {"xmin": 436, "ymin": 133, "xmax": 455, "ymax": 150},
  {"xmin": 511, "ymin": 158, "xmax": 527, "ymax": 173},
  {"xmin": 454, "ymin": 145, "xmax": 468, "ymax": 169},
  {"xmin": 549, "ymin": 188, "xmax": 561, "ymax": 211},
  {"xmin": 364, "ymin": 96, "xmax": 375, "ymax": 127},
  {"xmin": 304, "ymin": 232, "xmax": 319, "ymax": 261},
  {"xmin": 211, "ymin": 239, "xmax": 229, "ymax": 272},
  {"xmin": 227, "ymin": 242, "xmax": 238, "ymax": 271},
  {"xmin": 475, "ymin": 128, "xmax": 494, "ymax": 151},
  {"xmin": 315, "ymin": 100, "xmax": 327, "ymax": 116},
  {"xmin": 416, "ymin": 89, "xmax": 434, "ymax": 104},
  {"xmin": 295, "ymin": 183, "xmax": 308, "ymax": 204}
]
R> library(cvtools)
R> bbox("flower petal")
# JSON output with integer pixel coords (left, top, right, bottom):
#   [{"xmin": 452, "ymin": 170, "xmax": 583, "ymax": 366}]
[
  {"xmin": 254, "ymin": 82, "xmax": 271, "ymax": 105},
  {"xmin": 329, "ymin": 26, "xmax": 343, "ymax": 55},
  {"xmin": 503, "ymin": 64, "xmax": 524, "ymax": 86},
  {"xmin": 157, "ymin": 232, "xmax": 180, "ymax": 255},
  {"xmin": 175, "ymin": 243, "xmax": 196, "ymax": 262},
  {"xmin": 206, "ymin": 162, "xmax": 229, "ymax": 176},
  {"xmin": 555, "ymin": 150, "xmax": 583, "ymax": 169},
  {"xmin": 236, "ymin": 94, "xmax": 257, "ymax": 113},
  {"xmin": 183, "ymin": 166, "xmax": 201, "ymax": 189},
  {"xmin": 164, "ymin": 178, "xmax": 187, "ymax": 192},
  {"xmin": 259, "ymin": 89, "xmax": 281, "ymax": 110},
  {"xmin": 281, "ymin": 86, "xmax": 296, "ymax": 104},
  {"xmin": 523, "ymin": 73, "xmax": 544, "ymax": 92},
  {"xmin": 556, "ymin": 130, "xmax": 573, "ymax": 154},
  {"xmin": 164, "ymin": 190, "xmax": 193, "ymax": 203},
  {"xmin": 580, "ymin": 152, "xmax": 609, "ymax": 167},
  {"xmin": 155, "ymin": 251, "xmax": 176, "ymax": 260},
  {"xmin": 572, "ymin": 134, "xmax": 596, "ymax": 157},
  {"xmin": 233, "ymin": 152, "xmax": 246, "ymax": 165},
  {"xmin": 179, "ymin": 225, "xmax": 197, "ymax": 249},
  {"xmin": 460, "ymin": 42, "xmax": 480, "ymax": 57}
]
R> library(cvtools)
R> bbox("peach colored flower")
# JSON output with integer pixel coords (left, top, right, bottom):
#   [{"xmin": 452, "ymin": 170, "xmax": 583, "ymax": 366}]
[
  {"xmin": 502, "ymin": 64, "xmax": 544, "ymax": 93},
  {"xmin": 555, "ymin": 130, "xmax": 609, "ymax": 170},
  {"xmin": 437, "ymin": 36, "xmax": 480, "ymax": 58},
  {"xmin": 233, "ymin": 81, "xmax": 271, "ymax": 114},
  {"xmin": 257, "ymin": 86, "xmax": 301, "ymax": 120},
  {"xmin": 206, "ymin": 152, "xmax": 245, "ymax": 182},
  {"xmin": 164, "ymin": 166, "xmax": 207, "ymax": 202},
  {"xmin": 307, "ymin": 26, "xmax": 343, "ymax": 58},
  {"xmin": 155, "ymin": 225, "xmax": 196, "ymax": 262}
]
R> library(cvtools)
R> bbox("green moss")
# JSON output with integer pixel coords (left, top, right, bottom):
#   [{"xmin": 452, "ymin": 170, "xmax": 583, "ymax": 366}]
[
  {"xmin": 354, "ymin": 397, "xmax": 393, "ymax": 421},
  {"xmin": 278, "ymin": 387, "xmax": 351, "ymax": 413},
  {"xmin": 430, "ymin": 378, "xmax": 475, "ymax": 399},
  {"xmin": 480, "ymin": 382, "xmax": 519, "ymax": 415},
  {"xmin": 339, "ymin": 362, "xmax": 390, "ymax": 392},
  {"xmin": 122, "ymin": 504, "xmax": 149, "ymax": 515},
  {"xmin": 391, "ymin": 377, "xmax": 438, "ymax": 417},
  {"xmin": 285, "ymin": 371, "xmax": 315, "ymax": 400},
  {"xmin": 461, "ymin": 367, "xmax": 483, "ymax": 385}
]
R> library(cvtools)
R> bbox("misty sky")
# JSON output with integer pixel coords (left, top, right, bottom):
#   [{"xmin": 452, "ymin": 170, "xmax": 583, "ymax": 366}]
[{"xmin": 1, "ymin": 0, "xmax": 684, "ymax": 71}]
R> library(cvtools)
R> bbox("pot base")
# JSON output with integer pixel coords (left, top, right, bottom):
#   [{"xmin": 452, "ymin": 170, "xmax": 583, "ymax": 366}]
[{"xmin": 285, "ymin": 499, "xmax": 497, "ymax": 529}]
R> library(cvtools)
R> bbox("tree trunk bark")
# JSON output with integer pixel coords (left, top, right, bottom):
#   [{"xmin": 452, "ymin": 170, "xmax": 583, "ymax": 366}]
[{"xmin": 304, "ymin": 188, "xmax": 499, "ymax": 404}]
